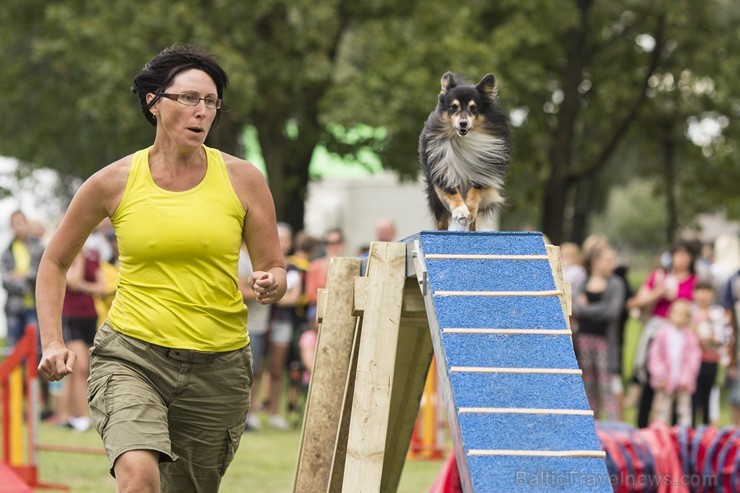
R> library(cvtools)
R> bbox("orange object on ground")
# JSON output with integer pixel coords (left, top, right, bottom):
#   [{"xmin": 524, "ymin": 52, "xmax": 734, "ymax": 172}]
[{"xmin": 408, "ymin": 358, "xmax": 445, "ymax": 460}]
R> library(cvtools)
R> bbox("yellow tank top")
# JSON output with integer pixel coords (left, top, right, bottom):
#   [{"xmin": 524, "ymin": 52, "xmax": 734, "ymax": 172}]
[{"xmin": 107, "ymin": 145, "xmax": 249, "ymax": 351}]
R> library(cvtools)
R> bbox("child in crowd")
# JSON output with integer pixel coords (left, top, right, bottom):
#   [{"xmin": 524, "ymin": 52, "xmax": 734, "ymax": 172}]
[
  {"xmin": 647, "ymin": 300, "xmax": 702, "ymax": 425},
  {"xmin": 299, "ymin": 324, "xmax": 318, "ymax": 391},
  {"xmin": 628, "ymin": 240, "xmax": 698, "ymax": 428},
  {"xmin": 691, "ymin": 282, "xmax": 731, "ymax": 426}
]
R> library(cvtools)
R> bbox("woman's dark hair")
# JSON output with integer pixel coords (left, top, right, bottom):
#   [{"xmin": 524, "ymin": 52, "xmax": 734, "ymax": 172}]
[
  {"xmin": 131, "ymin": 44, "xmax": 228, "ymax": 127},
  {"xmin": 669, "ymin": 239, "xmax": 698, "ymax": 274}
]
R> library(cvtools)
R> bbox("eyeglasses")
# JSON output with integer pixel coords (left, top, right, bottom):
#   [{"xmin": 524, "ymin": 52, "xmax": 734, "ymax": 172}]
[
  {"xmin": 159, "ymin": 93, "xmax": 222, "ymax": 110},
  {"xmin": 325, "ymin": 239, "xmax": 343, "ymax": 246}
]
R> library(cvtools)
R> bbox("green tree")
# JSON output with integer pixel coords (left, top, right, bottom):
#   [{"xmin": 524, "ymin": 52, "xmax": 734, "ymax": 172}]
[
  {"xmin": 323, "ymin": 0, "xmax": 738, "ymax": 244},
  {"xmin": 631, "ymin": 0, "xmax": 740, "ymax": 243},
  {"xmin": 592, "ymin": 179, "xmax": 668, "ymax": 253},
  {"xmin": 484, "ymin": 0, "xmax": 669, "ymax": 244},
  {"xmin": 0, "ymin": 0, "xmax": 415, "ymax": 228},
  {"xmin": 0, "ymin": 0, "xmax": 736, "ymax": 240}
]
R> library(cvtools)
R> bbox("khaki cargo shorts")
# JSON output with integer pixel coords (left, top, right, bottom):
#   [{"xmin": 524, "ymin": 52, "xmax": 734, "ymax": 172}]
[{"xmin": 88, "ymin": 322, "xmax": 253, "ymax": 491}]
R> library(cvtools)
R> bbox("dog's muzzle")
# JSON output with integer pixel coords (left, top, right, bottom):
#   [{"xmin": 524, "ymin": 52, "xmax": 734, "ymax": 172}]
[{"xmin": 456, "ymin": 119, "xmax": 470, "ymax": 136}]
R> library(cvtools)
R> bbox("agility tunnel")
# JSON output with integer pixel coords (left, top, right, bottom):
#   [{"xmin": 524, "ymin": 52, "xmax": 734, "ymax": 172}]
[
  {"xmin": 294, "ymin": 231, "xmax": 611, "ymax": 492},
  {"xmin": 432, "ymin": 422, "xmax": 740, "ymax": 493},
  {"xmin": 598, "ymin": 422, "xmax": 739, "ymax": 493}
]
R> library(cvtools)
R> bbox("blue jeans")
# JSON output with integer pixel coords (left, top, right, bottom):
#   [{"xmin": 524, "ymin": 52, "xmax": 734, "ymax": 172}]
[
  {"xmin": 5, "ymin": 309, "xmax": 38, "ymax": 348},
  {"xmin": 249, "ymin": 331, "xmax": 268, "ymax": 375}
]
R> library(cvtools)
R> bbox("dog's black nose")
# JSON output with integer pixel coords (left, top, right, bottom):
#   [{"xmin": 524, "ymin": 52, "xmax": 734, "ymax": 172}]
[{"xmin": 459, "ymin": 120, "xmax": 469, "ymax": 129}]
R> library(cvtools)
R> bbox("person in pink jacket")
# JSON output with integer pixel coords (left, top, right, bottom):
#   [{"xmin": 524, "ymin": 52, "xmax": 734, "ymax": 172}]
[{"xmin": 647, "ymin": 299, "xmax": 702, "ymax": 425}]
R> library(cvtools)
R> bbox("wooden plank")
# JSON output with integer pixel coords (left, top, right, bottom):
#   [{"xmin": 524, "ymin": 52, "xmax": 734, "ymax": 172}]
[
  {"xmin": 410, "ymin": 240, "xmax": 427, "ymax": 293},
  {"xmin": 425, "ymin": 254, "xmax": 550, "ymax": 260},
  {"xmin": 293, "ymin": 257, "xmax": 361, "ymax": 493},
  {"xmin": 354, "ymin": 276, "xmax": 427, "ymax": 318},
  {"xmin": 450, "ymin": 367, "xmax": 583, "ymax": 375},
  {"xmin": 352, "ymin": 277, "xmax": 369, "ymax": 317},
  {"xmin": 412, "ymin": 238, "xmax": 474, "ymax": 492},
  {"xmin": 546, "ymin": 245, "xmax": 572, "ymax": 331},
  {"xmin": 327, "ymin": 317, "xmax": 362, "ymax": 493},
  {"xmin": 341, "ymin": 242, "xmax": 407, "ymax": 493},
  {"xmin": 401, "ymin": 279, "xmax": 428, "ymax": 317},
  {"xmin": 433, "ymin": 290, "xmax": 561, "ymax": 297},
  {"xmin": 468, "ymin": 450, "xmax": 607, "ymax": 458},
  {"xmin": 442, "ymin": 328, "xmax": 572, "ymax": 335},
  {"xmin": 332, "ymin": 265, "xmax": 426, "ymax": 491},
  {"xmin": 458, "ymin": 407, "xmax": 594, "ymax": 416},
  {"xmin": 316, "ymin": 288, "xmax": 328, "ymax": 323},
  {"xmin": 380, "ymin": 280, "xmax": 433, "ymax": 493}
]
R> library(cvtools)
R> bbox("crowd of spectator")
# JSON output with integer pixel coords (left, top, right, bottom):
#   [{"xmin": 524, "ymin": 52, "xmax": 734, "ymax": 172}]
[
  {"xmin": 1, "ymin": 210, "xmax": 119, "ymax": 430},
  {"xmin": 238, "ymin": 217, "xmax": 397, "ymax": 431},
  {"xmin": 0, "ymin": 209, "xmax": 399, "ymax": 434},
  {"xmin": 3, "ymin": 207, "xmax": 738, "ymax": 431},
  {"xmin": 567, "ymin": 233, "xmax": 740, "ymax": 428}
]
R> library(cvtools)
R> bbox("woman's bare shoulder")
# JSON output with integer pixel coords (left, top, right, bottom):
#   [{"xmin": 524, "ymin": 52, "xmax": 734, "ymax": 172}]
[
  {"xmin": 221, "ymin": 152, "xmax": 265, "ymax": 180},
  {"xmin": 84, "ymin": 154, "xmax": 135, "ymax": 214},
  {"xmin": 220, "ymin": 152, "xmax": 271, "ymax": 207}
]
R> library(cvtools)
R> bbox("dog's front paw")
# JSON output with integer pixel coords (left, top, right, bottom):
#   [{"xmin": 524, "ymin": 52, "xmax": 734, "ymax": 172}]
[{"xmin": 449, "ymin": 205, "xmax": 472, "ymax": 231}]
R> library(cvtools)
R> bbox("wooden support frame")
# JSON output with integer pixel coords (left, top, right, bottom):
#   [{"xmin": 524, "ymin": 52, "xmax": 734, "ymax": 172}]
[
  {"xmin": 340, "ymin": 242, "xmax": 407, "ymax": 492},
  {"xmin": 293, "ymin": 257, "xmax": 361, "ymax": 492},
  {"xmin": 546, "ymin": 245, "xmax": 572, "ymax": 330},
  {"xmin": 294, "ymin": 235, "xmax": 578, "ymax": 493},
  {"xmin": 293, "ymin": 242, "xmax": 433, "ymax": 493}
]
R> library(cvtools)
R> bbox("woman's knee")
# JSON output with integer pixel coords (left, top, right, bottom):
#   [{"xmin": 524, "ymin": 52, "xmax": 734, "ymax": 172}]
[{"xmin": 114, "ymin": 450, "xmax": 160, "ymax": 493}]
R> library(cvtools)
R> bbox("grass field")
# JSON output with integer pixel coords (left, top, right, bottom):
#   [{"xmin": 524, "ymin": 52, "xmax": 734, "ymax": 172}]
[
  {"xmin": 24, "ymin": 315, "xmax": 736, "ymax": 491},
  {"xmin": 36, "ymin": 416, "xmax": 446, "ymax": 492}
]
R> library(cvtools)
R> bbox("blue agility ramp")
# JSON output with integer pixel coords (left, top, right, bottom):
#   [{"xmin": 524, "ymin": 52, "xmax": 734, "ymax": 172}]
[
  {"xmin": 412, "ymin": 231, "xmax": 611, "ymax": 493},
  {"xmin": 294, "ymin": 231, "xmax": 610, "ymax": 493}
]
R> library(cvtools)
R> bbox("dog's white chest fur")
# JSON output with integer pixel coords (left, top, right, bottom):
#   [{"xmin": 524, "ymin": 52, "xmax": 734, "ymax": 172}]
[{"xmin": 427, "ymin": 132, "xmax": 508, "ymax": 189}]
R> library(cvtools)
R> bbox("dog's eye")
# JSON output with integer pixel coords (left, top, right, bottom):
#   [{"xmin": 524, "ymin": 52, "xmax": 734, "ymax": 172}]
[
  {"xmin": 450, "ymin": 102, "xmax": 459, "ymax": 111},
  {"xmin": 469, "ymin": 103, "xmax": 477, "ymax": 113}
]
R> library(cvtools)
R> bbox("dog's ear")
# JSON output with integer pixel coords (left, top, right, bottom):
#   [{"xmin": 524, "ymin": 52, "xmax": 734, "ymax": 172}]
[
  {"xmin": 476, "ymin": 73, "xmax": 498, "ymax": 101},
  {"xmin": 440, "ymin": 72, "xmax": 458, "ymax": 94}
]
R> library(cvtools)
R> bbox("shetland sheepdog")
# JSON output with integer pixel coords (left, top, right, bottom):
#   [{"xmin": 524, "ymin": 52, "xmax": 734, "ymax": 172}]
[{"xmin": 418, "ymin": 72, "xmax": 511, "ymax": 231}]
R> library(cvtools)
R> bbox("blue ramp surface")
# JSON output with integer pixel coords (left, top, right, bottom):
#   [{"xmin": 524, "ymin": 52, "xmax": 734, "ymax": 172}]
[{"xmin": 413, "ymin": 231, "xmax": 610, "ymax": 493}]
